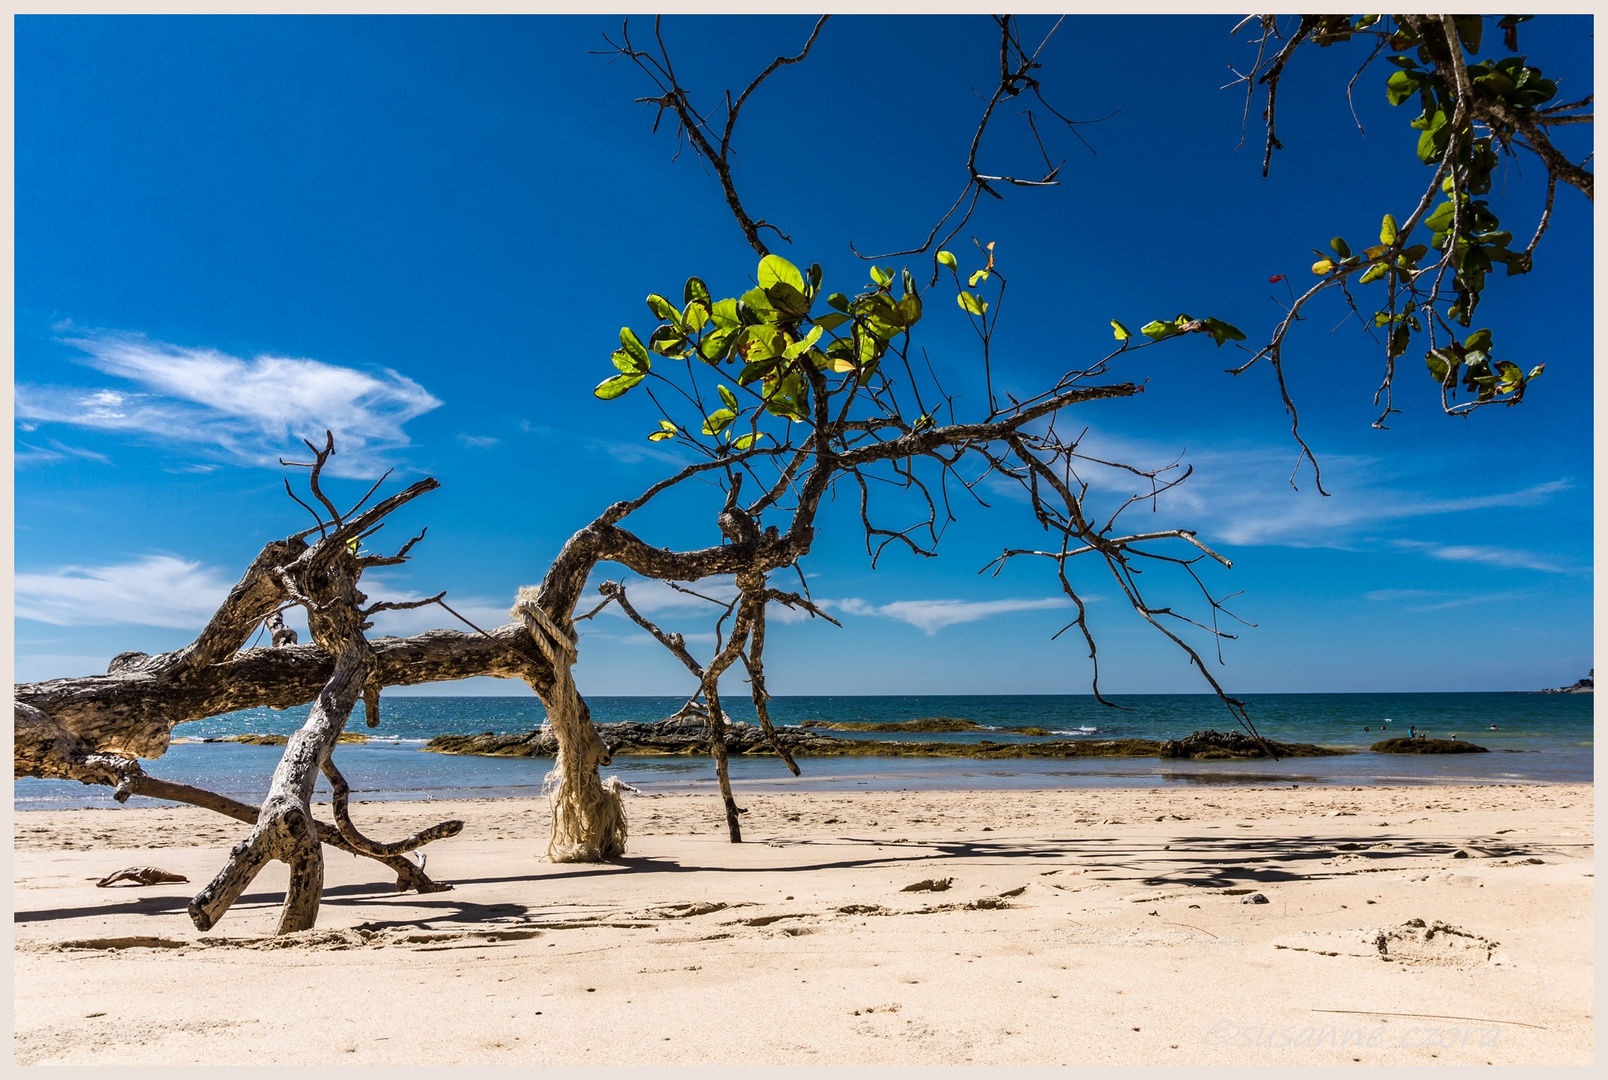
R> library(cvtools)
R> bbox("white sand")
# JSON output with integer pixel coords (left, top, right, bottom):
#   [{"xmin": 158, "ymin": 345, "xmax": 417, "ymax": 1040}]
[{"xmin": 12, "ymin": 783, "xmax": 1594, "ymax": 1065}]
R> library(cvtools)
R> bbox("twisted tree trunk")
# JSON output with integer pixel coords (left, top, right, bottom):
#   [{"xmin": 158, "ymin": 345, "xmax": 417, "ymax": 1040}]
[
  {"xmin": 189, "ymin": 625, "xmax": 371, "ymax": 933},
  {"xmin": 513, "ymin": 589, "xmax": 626, "ymax": 862}
]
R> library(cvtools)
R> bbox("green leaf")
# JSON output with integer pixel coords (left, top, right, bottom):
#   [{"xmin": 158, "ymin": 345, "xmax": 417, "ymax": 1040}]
[
  {"xmin": 717, "ymin": 384, "xmax": 739, "ymax": 411},
  {"xmin": 681, "ymin": 300, "xmax": 709, "ymax": 333},
  {"xmin": 765, "ymin": 281, "xmax": 813, "ymax": 318},
  {"xmin": 897, "ymin": 292, "xmax": 923, "ymax": 327},
  {"xmin": 784, "ymin": 325, "xmax": 825, "ymax": 359},
  {"xmin": 1527, "ymin": 364, "xmax": 1545, "ymax": 380},
  {"xmin": 956, "ymin": 291, "xmax": 987, "ymax": 317},
  {"xmin": 646, "ymin": 294, "xmax": 680, "ymax": 324},
  {"xmin": 1379, "ymin": 214, "xmax": 1399, "ymax": 245},
  {"xmin": 757, "ymin": 255, "xmax": 806, "ymax": 293},
  {"xmin": 594, "ymin": 372, "xmax": 644, "ymax": 400},
  {"xmin": 742, "ymin": 327, "xmax": 785, "ymax": 364},
  {"xmin": 1111, "ymin": 319, "xmax": 1132, "ymax": 342},
  {"xmin": 1140, "ymin": 320, "xmax": 1179, "ymax": 340},
  {"xmin": 1311, "ymin": 258, "xmax": 1336, "ymax": 275},
  {"xmin": 969, "ymin": 269, "xmax": 991, "ymax": 287},
  {"xmin": 936, "ymin": 250, "xmax": 958, "ymax": 271},
  {"xmin": 764, "ymin": 371, "xmax": 809, "ymax": 421},
  {"xmin": 737, "ymin": 359, "xmax": 780, "ymax": 386},
  {"xmin": 707, "ymin": 409, "xmax": 741, "ymax": 436},
  {"xmin": 1416, "ymin": 109, "xmax": 1449, "ymax": 164},
  {"xmin": 647, "ymin": 430, "xmax": 675, "ymax": 442},
  {"xmin": 1462, "ymin": 328, "xmax": 1493, "ymax": 353},
  {"xmin": 1358, "ymin": 263, "xmax": 1388, "ymax": 285},
  {"xmin": 1386, "ymin": 69, "xmax": 1420, "ymax": 106},
  {"xmin": 1202, "ymin": 317, "xmax": 1246, "ymax": 347},
  {"xmin": 826, "ymin": 292, "xmax": 850, "ymax": 313},
  {"xmin": 1388, "ymin": 321, "xmax": 1412, "ymax": 358},
  {"xmin": 648, "ymin": 325, "xmax": 690, "ymax": 357},
  {"xmin": 685, "ymin": 277, "xmax": 711, "ymax": 309},
  {"xmin": 698, "ymin": 327, "xmax": 736, "ymax": 364},
  {"xmin": 811, "ymin": 312, "xmax": 850, "ymax": 332},
  {"xmin": 1452, "ymin": 13, "xmax": 1482, "ymax": 54},
  {"xmin": 710, "ymin": 298, "xmax": 742, "ymax": 330},
  {"xmin": 738, "ymin": 287, "xmax": 776, "ymax": 323},
  {"xmin": 806, "ymin": 263, "xmax": 823, "ymax": 295},
  {"xmin": 1330, "ymin": 236, "xmax": 1352, "ymax": 259},
  {"xmin": 869, "ymin": 266, "xmax": 891, "ymax": 287},
  {"xmin": 731, "ymin": 431, "xmax": 768, "ymax": 451},
  {"xmin": 619, "ymin": 327, "xmax": 650, "ymax": 370},
  {"xmin": 701, "ymin": 408, "xmax": 737, "ymax": 436}
]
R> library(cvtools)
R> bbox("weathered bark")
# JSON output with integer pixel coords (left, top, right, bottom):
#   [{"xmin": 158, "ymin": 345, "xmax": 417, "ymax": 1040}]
[
  {"xmin": 124, "ymin": 772, "xmax": 458, "ymax": 892},
  {"xmin": 741, "ymin": 596, "xmax": 801, "ymax": 776},
  {"xmin": 191, "ymin": 545, "xmax": 378, "ymax": 933},
  {"xmin": 15, "ymin": 624, "xmax": 550, "ymax": 769},
  {"xmin": 703, "ymin": 681, "xmax": 743, "ymax": 843}
]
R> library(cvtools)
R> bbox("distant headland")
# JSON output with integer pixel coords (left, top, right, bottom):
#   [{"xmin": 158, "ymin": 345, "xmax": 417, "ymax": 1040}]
[{"xmin": 1539, "ymin": 671, "xmax": 1594, "ymax": 694}]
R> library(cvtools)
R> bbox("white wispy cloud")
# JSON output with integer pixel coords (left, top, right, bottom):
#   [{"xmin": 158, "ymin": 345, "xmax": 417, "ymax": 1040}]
[
  {"xmin": 14, "ymin": 438, "xmax": 113, "ymax": 467},
  {"xmin": 1014, "ymin": 424, "xmax": 1576, "ymax": 552},
  {"xmin": 1392, "ymin": 540, "xmax": 1577, "ymax": 575},
  {"xmin": 1365, "ymin": 586, "xmax": 1540, "ymax": 613},
  {"xmin": 458, "ymin": 434, "xmax": 499, "ymax": 449},
  {"xmin": 1405, "ymin": 590, "xmax": 1538, "ymax": 613},
  {"xmin": 16, "ymin": 333, "xmax": 442, "ymax": 477},
  {"xmin": 1363, "ymin": 588, "xmax": 1440, "ymax": 602},
  {"xmin": 15, "ymin": 555, "xmax": 235, "ymax": 628},
  {"xmin": 832, "ymin": 596, "xmax": 1072, "ymax": 635}
]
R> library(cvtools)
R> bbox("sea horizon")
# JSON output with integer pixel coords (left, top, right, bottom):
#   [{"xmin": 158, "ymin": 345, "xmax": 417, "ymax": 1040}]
[{"xmin": 16, "ymin": 691, "xmax": 1592, "ymax": 811}]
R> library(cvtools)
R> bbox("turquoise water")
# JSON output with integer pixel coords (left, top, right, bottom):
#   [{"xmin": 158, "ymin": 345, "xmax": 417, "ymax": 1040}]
[{"xmin": 15, "ymin": 693, "xmax": 1592, "ymax": 810}]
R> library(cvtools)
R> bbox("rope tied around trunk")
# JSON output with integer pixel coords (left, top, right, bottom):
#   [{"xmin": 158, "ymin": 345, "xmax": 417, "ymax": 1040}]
[{"xmin": 511, "ymin": 587, "xmax": 627, "ymax": 862}]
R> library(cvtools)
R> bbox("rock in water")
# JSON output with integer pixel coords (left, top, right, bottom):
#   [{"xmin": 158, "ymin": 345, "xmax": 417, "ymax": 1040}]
[
  {"xmin": 1158, "ymin": 730, "xmax": 1341, "ymax": 759},
  {"xmin": 1371, "ymin": 738, "xmax": 1489, "ymax": 754}
]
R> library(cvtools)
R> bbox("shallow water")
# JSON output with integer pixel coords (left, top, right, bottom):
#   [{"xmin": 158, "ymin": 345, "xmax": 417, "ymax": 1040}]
[{"xmin": 14, "ymin": 693, "xmax": 1592, "ymax": 811}]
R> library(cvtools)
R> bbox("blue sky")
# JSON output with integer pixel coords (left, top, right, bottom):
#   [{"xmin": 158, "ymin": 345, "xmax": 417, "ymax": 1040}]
[{"xmin": 13, "ymin": 14, "xmax": 1594, "ymax": 696}]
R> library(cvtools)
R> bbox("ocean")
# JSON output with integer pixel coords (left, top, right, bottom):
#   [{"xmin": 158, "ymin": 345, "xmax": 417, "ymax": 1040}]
[{"xmin": 14, "ymin": 693, "xmax": 1593, "ymax": 811}]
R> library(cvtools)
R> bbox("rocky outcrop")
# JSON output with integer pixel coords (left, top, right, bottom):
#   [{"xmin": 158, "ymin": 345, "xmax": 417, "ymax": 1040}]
[
  {"xmin": 1157, "ymin": 729, "xmax": 1344, "ymax": 759},
  {"xmin": 424, "ymin": 719, "xmax": 1350, "ymax": 761},
  {"xmin": 1539, "ymin": 677, "xmax": 1593, "ymax": 694},
  {"xmin": 798, "ymin": 716, "xmax": 984, "ymax": 733},
  {"xmin": 1371, "ymin": 737, "xmax": 1489, "ymax": 754},
  {"xmin": 426, "ymin": 714, "xmax": 842, "ymax": 759}
]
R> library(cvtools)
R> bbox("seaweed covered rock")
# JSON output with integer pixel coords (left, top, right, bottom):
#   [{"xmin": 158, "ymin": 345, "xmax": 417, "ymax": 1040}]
[
  {"xmin": 427, "ymin": 717, "xmax": 847, "ymax": 758},
  {"xmin": 1157, "ymin": 729, "xmax": 1344, "ymax": 759},
  {"xmin": 797, "ymin": 716, "xmax": 985, "ymax": 733},
  {"xmin": 1371, "ymin": 737, "xmax": 1489, "ymax": 754},
  {"xmin": 425, "ymin": 723, "xmax": 1166, "ymax": 760},
  {"xmin": 197, "ymin": 733, "xmax": 369, "ymax": 746}
]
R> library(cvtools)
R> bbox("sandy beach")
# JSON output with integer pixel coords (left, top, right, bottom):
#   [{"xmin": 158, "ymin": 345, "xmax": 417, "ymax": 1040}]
[{"xmin": 12, "ymin": 783, "xmax": 1593, "ymax": 1065}]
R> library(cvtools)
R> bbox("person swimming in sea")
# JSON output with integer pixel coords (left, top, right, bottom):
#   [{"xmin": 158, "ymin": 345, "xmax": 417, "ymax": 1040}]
[{"xmin": 1409, "ymin": 725, "xmax": 1417, "ymax": 738}]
